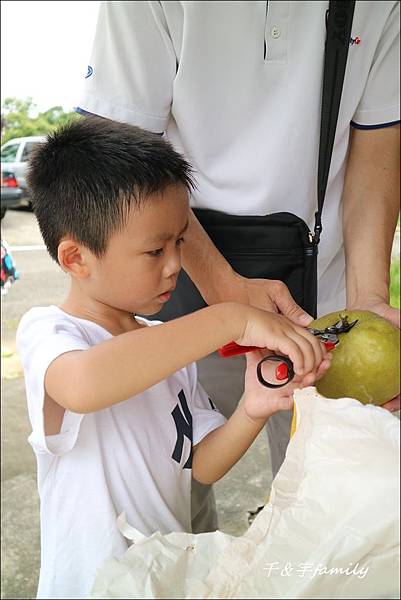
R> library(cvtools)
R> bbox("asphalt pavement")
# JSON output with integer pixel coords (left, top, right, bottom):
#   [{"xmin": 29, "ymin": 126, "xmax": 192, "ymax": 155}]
[{"xmin": 1, "ymin": 207, "xmax": 272, "ymax": 599}]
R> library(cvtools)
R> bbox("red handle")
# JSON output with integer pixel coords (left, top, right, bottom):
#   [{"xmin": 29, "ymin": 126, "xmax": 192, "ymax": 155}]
[
  {"xmin": 275, "ymin": 362, "xmax": 289, "ymax": 380},
  {"xmin": 219, "ymin": 340, "xmax": 336, "ymax": 358},
  {"xmin": 218, "ymin": 341, "xmax": 262, "ymax": 358}
]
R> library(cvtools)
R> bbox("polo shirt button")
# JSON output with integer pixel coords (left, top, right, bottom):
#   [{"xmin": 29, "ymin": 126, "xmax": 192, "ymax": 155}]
[{"xmin": 271, "ymin": 26, "xmax": 281, "ymax": 39}]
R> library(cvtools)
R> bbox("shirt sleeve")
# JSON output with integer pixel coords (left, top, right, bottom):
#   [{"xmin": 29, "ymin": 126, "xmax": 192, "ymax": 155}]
[
  {"xmin": 16, "ymin": 310, "xmax": 90, "ymax": 456},
  {"xmin": 77, "ymin": 1, "xmax": 176, "ymax": 132},
  {"xmin": 186, "ymin": 362, "xmax": 227, "ymax": 447},
  {"xmin": 352, "ymin": 3, "xmax": 400, "ymax": 128}
]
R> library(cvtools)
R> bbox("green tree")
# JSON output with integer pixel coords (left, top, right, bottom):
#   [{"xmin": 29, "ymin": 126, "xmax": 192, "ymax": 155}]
[{"xmin": 1, "ymin": 97, "xmax": 81, "ymax": 144}]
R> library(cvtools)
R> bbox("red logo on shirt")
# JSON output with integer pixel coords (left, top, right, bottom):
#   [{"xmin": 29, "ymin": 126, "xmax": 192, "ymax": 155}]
[{"xmin": 350, "ymin": 36, "xmax": 361, "ymax": 45}]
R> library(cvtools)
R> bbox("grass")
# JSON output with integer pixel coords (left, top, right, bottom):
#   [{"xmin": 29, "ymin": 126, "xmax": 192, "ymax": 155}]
[{"xmin": 390, "ymin": 258, "xmax": 400, "ymax": 308}]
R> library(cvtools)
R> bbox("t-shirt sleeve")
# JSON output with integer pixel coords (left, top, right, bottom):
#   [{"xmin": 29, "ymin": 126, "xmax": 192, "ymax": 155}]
[
  {"xmin": 186, "ymin": 363, "xmax": 227, "ymax": 447},
  {"xmin": 16, "ymin": 310, "xmax": 90, "ymax": 456},
  {"xmin": 77, "ymin": 1, "xmax": 176, "ymax": 132},
  {"xmin": 352, "ymin": 3, "xmax": 400, "ymax": 128}
]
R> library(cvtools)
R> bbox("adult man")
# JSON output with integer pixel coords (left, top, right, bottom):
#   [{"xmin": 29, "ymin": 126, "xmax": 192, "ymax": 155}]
[{"xmin": 77, "ymin": 0, "xmax": 400, "ymax": 532}]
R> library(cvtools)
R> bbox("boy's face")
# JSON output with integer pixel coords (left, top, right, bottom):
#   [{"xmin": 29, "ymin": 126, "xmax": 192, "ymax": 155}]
[{"xmin": 86, "ymin": 185, "xmax": 190, "ymax": 316}]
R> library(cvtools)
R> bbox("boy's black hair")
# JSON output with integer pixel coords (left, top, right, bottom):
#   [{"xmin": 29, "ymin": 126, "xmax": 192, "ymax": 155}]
[{"xmin": 27, "ymin": 117, "xmax": 196, "ymax": 262}]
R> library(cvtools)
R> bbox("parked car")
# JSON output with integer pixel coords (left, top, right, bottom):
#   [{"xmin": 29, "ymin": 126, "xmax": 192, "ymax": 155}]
[
  {"xmin": 1, "ymin": 171, "xmax": 23, "ymax": 219},
  {"xmin": 1, "ymin": 135, "xmax": 46, "ymax": 207}
]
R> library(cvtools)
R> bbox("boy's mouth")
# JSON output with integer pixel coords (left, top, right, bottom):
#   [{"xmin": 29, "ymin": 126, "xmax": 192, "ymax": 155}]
[{"xmin": 157, "ymin": 287, "xmax": 175, "ymax": 303}]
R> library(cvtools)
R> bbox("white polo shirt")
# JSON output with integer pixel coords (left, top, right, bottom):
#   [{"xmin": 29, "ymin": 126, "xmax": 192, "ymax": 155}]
[{"xmin": 78, "ymin": 1, "xmax": 400, "ymax": 316}]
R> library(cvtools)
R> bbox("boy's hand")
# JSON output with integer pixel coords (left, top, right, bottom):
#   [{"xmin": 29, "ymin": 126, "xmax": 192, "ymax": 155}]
[
  {"xmin": 235, "ymin": 307, "xmax": 329, "ymax": 378},
  {"xmin": 242, "ymin": 349, "xmax": 332, "ymax": 422}
]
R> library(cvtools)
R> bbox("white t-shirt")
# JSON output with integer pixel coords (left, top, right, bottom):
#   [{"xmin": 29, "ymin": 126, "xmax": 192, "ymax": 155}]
[
  {"xmin": 16, "ymin": 305, "xmax": 226, "ymax": 599},
  {"xmin": 78, "ymin": 1, "xmax": 400, "ymax": 316}
]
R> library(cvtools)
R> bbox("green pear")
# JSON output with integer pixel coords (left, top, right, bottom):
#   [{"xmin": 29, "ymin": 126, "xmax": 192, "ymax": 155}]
[{"xmin": 312, "ymin": 310, "xmax": 400, "ymax": 405}]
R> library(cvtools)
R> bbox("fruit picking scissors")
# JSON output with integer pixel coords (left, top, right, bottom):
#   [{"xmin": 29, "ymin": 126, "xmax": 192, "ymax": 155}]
[{"xmin": 218, "ymin": 316, "xmax": 358, "ymax": 389}]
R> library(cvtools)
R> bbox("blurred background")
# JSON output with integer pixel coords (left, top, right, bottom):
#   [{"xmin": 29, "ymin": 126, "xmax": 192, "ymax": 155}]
[
  {"xmin": 1, "ymin": 2, "xmax": 400, "ymax": 599},
  {"xmin": 1, "ymin": 0, "xmax": 101, "ymax": 216},
  {"xmin": 2, "ymin": 1, "xmax": 100, "ymax": 113}
]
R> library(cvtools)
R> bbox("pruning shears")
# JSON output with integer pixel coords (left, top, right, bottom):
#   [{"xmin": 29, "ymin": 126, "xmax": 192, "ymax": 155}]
[{"xmin": 218, "ymin": 315, "xmax": 358, "ymax": 389}]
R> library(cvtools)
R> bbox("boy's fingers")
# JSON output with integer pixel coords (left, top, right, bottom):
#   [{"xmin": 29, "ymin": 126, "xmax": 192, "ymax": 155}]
[
  {"xmin": 287, "ymin": 331, "xmax": 318, "ymax": 375},
  {"xmin": 247, "ymin": 339, "xmax": 332, "ymax": 387},
  {"xmin": 315, "ymin": 357, "xmax": 332, "ymax": 380},
  {"xmin": 304, "ymin": 331, "xmax": 326, "ymax": 365},
  {"xmin": 291, "ymin": 324, "xmax": 325, "ymax": 365},
  {"xmin": 309, "ymin": 332, "xmax": 328, "ymax": 365},
  {"xmin": 278, "ymin": 337, "xmax": 305, "ymax": 375},
  {"xmin": 301, "ymin": 371, "xmax": 318, "ymax": 387}
]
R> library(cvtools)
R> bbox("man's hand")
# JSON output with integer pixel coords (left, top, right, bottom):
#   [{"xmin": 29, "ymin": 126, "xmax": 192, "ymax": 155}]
[
  {"xmin": 215, "ymin": 272, "xmax": 314, "ymax": 327},
  {"xmin": 365, "ymin": 301, "xmax": 400, "ymax": 329}
]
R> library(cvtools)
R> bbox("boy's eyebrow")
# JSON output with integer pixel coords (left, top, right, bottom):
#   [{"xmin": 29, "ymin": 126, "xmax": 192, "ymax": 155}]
[{"xmin": 147, "ymin": 220, "xmax": 189, "ymax": 244}]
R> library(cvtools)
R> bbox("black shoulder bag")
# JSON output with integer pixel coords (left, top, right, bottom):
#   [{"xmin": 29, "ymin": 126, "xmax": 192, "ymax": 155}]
[{"xmin": 155, "ymin": 1, "xmax": 355, "ymax": 322}]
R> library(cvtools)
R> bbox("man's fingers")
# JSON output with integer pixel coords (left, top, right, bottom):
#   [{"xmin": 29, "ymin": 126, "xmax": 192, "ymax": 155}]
[
  {"xmin": 381, "ymin": 395, "xmax": 400, "ymax": 413},
  {"xmin": 372, "ymin": 304, "xmax": 400, "ymax": 329},
  {"xmin": 268, "ymin": 280, "xmax": 313, "ymax": 326}
]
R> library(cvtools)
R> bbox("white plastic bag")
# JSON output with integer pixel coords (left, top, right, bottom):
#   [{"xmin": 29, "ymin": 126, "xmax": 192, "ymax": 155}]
[{"xmin": 90, "ymin": 387, "xmax": 400, "ymax": 599}]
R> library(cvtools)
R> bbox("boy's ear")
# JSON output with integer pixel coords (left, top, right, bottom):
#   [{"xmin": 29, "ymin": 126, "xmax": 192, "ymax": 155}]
[{"xmin": 57, "ymin": 239, "xmax": 91, "ymax": 278}]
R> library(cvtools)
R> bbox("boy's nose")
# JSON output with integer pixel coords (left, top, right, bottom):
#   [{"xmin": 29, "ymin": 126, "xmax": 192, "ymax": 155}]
[{"xmin": 163, "ymin": 252, "xmax": 181, "ymax": 279}]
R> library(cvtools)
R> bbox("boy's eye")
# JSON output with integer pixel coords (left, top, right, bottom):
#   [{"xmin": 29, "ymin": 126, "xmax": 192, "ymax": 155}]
[
  {"xmin": 147, "ymin": 248, "xmax": 164, "ymax": 257},
  {"xmin": 146, "ymin": 238, "xmax": 184, "ymax": 257}
]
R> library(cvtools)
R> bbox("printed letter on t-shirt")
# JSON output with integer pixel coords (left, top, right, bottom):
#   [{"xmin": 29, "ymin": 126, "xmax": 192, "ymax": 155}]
[{"xmin": 171, "ymin": 390, "xmax": 193, "ymax": 469}]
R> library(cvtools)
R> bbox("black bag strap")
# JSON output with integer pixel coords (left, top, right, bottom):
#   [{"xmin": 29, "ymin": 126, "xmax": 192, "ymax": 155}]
[{"xmin": 313, "ymin": 0, "xmax": 355, "ymax": 244}]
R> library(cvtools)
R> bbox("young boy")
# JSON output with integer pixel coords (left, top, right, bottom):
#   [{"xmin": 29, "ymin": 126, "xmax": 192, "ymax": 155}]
[{"xmin": 16, "ymin": 118, "xmax": 330, "ymax": 599}]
